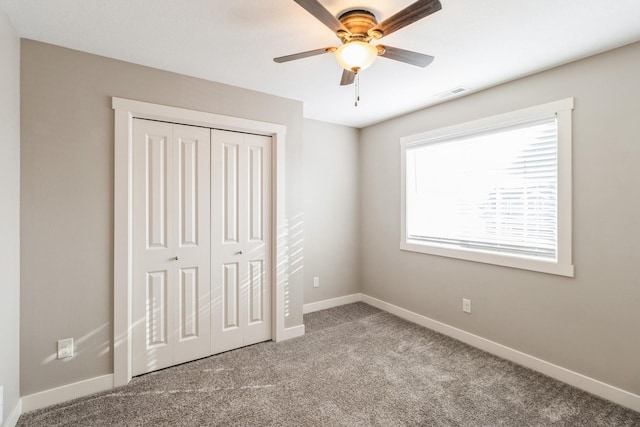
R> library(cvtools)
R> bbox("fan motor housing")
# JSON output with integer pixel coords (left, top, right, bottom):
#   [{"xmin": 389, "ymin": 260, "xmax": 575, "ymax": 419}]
[{"xmin": 338, "ymin": 9, "xmax": 379, "ymax": 40}]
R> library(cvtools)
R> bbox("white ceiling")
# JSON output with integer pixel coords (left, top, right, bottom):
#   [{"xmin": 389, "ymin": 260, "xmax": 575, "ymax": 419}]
[{"xmin": 2, "ymin": 0, "xmax": 640, "ymax": 128}]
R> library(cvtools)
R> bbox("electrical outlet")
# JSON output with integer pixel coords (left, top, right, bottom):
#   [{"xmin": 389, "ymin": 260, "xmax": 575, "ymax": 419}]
[
  {"xmin": 57, "ymin": 338, "xmax": 74, "ymax": 359},
  {"xmin": 462, "ymin": 298, "xmax": 472, "ymax": 314},
  {"xmin": 313, "ymin": 276, "xmax": 320, "ymax": 288}
]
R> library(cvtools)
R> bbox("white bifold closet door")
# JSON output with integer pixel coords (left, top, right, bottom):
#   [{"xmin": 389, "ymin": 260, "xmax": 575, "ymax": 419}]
[
  {"xmin": 211, "ymin": 129, "xmax": 272, "ymax": 354},
  {"xmin": 132, "ymin": 120, "xmax": 272, "ymax": 376},
  {"xmin": 132, "ymin": 119, "xmax": 211, "ymax": 376}
]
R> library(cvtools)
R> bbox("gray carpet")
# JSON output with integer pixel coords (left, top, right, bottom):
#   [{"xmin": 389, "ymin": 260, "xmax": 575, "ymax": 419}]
[{"xmin": 18, "ymin": 302, "xmax": 640, "ymax": 426}]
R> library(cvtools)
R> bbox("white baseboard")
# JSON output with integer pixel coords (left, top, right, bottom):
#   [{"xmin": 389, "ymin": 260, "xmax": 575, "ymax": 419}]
[
  {"xmin": 303, "ymin": 293, "xmax": 363, "ymax": 314},
  {"xmin": 361, "ymin": 294, "xmax": 640, "ymax": 413},
  {"xmin": 21, "ymin": 374, "xmax": 113, "ymax": 413},
  {"xmin": 3, "ymin": 399, "xmax": 22, "ymax": 427},
  {"xmin": 283, "ymin": 324, "xmax": 306, "ymax": 340}
]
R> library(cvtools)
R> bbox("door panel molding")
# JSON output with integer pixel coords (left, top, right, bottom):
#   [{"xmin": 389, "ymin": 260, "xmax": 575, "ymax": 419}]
[
  {"xmin": 132, "ymin": 120, "xmax": 211, "ymax": 376},
  {"xmin": 146, "ymin": 133, "xmax": 168, "ymax": 249},
  {"xmin": 178, "ymin": 137, "xmax": 199, "ymax": 247},
  {"xmin": 211, "ymin": 130, "xmax": 272, "ymax": 353},
  {"xmin": 114, "ymin": 97, "xmax": 287, "ymax": 387}
]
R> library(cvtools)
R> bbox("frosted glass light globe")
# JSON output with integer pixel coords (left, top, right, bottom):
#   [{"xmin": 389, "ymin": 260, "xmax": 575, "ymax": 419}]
[{"xmin": 335, "ymin": 41, "xmax": 378, "ymax": 72}]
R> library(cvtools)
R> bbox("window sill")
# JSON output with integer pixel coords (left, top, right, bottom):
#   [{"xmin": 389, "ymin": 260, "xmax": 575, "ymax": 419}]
[{"xmin": 400, "ymin": 241, "xmax": 575, "ymax": 277}]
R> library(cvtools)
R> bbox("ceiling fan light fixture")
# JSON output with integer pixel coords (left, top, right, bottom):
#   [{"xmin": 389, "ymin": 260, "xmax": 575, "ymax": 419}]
[{"xmin": 335, "ymin": 41, "xmax": 378, "ymax": 72}]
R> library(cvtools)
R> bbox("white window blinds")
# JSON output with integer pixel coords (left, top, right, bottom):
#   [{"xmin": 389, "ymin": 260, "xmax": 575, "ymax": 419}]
[{"xmin": 405, "ymin": 115, "xmax": 558, "ymax": 260}]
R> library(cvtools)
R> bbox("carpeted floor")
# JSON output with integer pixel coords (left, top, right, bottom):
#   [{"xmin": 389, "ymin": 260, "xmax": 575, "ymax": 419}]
[{"xmin": 17, "ymin": 302, "xmax": 640, "ymax": 426}]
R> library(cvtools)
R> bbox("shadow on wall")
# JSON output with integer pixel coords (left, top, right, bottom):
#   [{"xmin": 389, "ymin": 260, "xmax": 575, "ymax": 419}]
[{"xmin": 279, "ymin": 212, "xmax": 304, "ymax": 319}]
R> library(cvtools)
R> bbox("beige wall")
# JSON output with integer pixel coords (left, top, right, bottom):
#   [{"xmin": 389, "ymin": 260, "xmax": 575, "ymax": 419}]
[
  {"xmin": 20, "ymin": 40, "xmax": 304, "ymax": 396},
  {"xmin": 0, "ymin": 5, "xmax": 21, "ymax": 424},
  {"xmin": 17, "ymin": 31, "xmax": 640, "ymax": 404},
  {"xmin": 303, "ymin": 119, "xmax": 360, "ymax": 304},
  {"xmin": 360, "ymin": 41, "xmax": 640, "ymax": 395}
]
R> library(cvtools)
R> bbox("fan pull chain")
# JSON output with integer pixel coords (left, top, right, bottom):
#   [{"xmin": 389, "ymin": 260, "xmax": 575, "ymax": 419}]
[{"xmin": 354, "ymin": 72, "xmax": 360, "ymax": 107}]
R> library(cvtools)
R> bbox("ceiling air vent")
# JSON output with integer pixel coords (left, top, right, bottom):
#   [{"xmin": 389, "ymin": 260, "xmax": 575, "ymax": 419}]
[{"xmin": 435, "ymin": 86, "xmax": 468, "ymax": 99}]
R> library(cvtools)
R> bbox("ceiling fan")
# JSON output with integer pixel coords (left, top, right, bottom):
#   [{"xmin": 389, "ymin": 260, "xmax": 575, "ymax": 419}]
[{"xmin": 274, "ymin": 0, "xmax": 442, "ymax": 86}]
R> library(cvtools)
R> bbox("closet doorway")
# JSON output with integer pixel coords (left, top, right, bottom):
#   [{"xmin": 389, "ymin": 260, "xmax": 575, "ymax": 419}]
[{"xmin": 114, "ymin": 98, "xmax": 286, "ymax": 385}]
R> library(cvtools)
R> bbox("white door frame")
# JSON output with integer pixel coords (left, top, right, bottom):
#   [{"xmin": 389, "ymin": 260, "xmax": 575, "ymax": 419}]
[{"xmin": 112, "ymin": 97, "xmax": 287, "ymax": 387}]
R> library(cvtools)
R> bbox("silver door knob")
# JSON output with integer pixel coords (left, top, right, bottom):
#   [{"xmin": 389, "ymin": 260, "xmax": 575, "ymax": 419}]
[
  {"xmin": 173, "ymin": 256, "xmax": 179, "ymax": 261},
  {"xmin": 236, "ymin": 251, "xmax": 243, "ymax": 255}
]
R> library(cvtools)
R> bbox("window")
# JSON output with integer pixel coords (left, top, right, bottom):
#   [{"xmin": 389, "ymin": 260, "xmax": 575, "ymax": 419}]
[{"xmin": 400, "ymin": 99, "xmax": 574, "ymax": 276}]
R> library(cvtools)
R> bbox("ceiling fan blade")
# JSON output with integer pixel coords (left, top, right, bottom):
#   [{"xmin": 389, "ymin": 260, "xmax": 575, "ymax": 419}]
[
  {"xmin": 371, "ymin": 0, "xmax": 442, "ymax": 38},
  {"xmin": 379, "ymin": 45, "xmax": 434, "ymax": 68},
  {"xmin": 273, "ymin": 47, "xmax": 334, "ymax": 63},
  {"xmin": 340, "ymin": 69, "xmax": 355, "ymax": 86},
  {"xmin": 293, "ymin": 0, "xmax": 349, "ymax": 34}
]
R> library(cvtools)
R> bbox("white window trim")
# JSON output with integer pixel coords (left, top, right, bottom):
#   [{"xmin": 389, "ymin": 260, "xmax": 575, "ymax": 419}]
[{"xmin": 400, "ymin": 98, "xmax": 574, "ymax": 277}]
